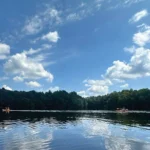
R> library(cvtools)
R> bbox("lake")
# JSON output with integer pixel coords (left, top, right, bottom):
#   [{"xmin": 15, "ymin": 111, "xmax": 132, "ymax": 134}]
[{"xmin": 0, "ymin": 111, "xmax": 150, "ymax": 150}]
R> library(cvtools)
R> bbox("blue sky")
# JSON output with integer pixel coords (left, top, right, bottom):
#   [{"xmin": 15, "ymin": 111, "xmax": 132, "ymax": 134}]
[{"xmin": 0, "ymin": 0, "xmax": 150, "ymax": 97}]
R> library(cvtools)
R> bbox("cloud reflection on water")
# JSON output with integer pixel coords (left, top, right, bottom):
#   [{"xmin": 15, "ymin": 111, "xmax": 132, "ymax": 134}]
[
  {"xmin": 82, "ymin": 119, "xmax": 150, "ymax": 150},
  {"xmin": 0, "ymin": 121, "xmax": 53, "ymax": 150}
]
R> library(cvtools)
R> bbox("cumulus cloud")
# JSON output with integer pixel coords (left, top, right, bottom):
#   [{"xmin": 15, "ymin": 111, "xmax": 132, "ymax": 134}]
[
  {"xmin": 13, "ymin": 76, "xmax": 24, "ymax": 82},
  {"xmin": 26, "ymin": 81, "xmax": 41, "ymax": 88},
  {"xmin": 42, "ymin": 31, "xmax": 60, "ymax": 43},
  {"xmin": 106, "ymin": 47, "xmax": 150, "ymax": 81},
  {"xmin": 84, "ymin": 79, "xmax": 112, "ymax": 95},
  {"xmin": 79, "ymin": 23, "xmax": 150, "ymax": 96},
  {"xmin": 0, "ymin": 43, "xmax": 10, "ymax": 54},
  {"xmin": 0, "ymin": 43, "xmax": 10, "ymax": 60},
  {"xmin": 106, "ymin": 60, "xmax": 132, "ymax": 80},
  {"xmin": 133, "ymin": 24, "xmax": 150, "ymax": 46},
  {"xmin": 4, "ymin": 46, "xmax": 53, "ymax": 82},
  {"xmin": 4, "ymin": 53, "xmax": 53, "ymax": 82},
  {"xmin": 2, "ymin": 85, "xmax": 12, "ymax": 91},
  {"xmin": 77, "ymin": 91, "xmax": 89, "ymax": 98},
  {"xmin": 78, "ymin": 79, "xmax": 112, "ymax": 97},
  {"xmin": 88, "ymin": 85, "xmax": 109, "ymax": 94},
  {"xmin": 48, "ymin": 86, "xmax": 60, "ymax": 92},
  {"xmin": 99, "ymin": 47, "xmax": 150, "ymax": 93},
  {"xmin": 129, "ymin": 9, "xmax": 148, "ymax": 23}
]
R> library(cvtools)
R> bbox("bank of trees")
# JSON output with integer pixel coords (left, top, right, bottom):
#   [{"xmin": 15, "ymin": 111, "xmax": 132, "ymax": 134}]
[{"xmin": 0, "ymin": 88, "xmax": 150, "ymax": 110}]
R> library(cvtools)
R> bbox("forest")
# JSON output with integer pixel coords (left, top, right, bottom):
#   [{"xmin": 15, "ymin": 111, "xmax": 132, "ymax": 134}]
[{"xmin": 0, "ymin": 88, "xmax": 150, "ymax": 110}]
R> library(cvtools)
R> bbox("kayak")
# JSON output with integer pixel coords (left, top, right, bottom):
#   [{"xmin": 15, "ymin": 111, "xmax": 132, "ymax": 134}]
[{"xmin": 2, "ymin": 109, "xmax": 10, "ymax": 112}]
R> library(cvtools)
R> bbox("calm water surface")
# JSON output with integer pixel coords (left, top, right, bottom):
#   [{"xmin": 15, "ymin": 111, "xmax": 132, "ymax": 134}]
[{"xmin": 0, "ymin": 111, "xmax": 150, "ymax": 150}]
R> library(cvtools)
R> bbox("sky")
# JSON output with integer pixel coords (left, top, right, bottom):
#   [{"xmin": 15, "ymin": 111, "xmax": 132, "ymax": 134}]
[{"xmin": 0, "ymin": 0, "xmax": 150, "ymax": 97}]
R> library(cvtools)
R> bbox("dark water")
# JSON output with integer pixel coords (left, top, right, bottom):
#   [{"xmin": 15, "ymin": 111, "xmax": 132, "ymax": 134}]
[{"xmin": 0, "ymin": 111, "xmax": 150, "ymax": 150}]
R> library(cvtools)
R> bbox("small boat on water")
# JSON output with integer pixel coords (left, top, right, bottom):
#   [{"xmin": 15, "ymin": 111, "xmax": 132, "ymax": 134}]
[
  {"xmin": 2, "ymin": 107, "xmax": 10, "ymax": 113},
  {"xmin": 116, "ymin": 108, "xmax": 128, "ymax": 113}
]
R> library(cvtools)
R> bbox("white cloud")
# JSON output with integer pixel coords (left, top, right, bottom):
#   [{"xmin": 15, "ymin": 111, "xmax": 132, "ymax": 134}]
[
  {"xmin": 106, "ymin": 47, "xmax": 150, "ymax": 82},
  {"xmin": 137, "ymin": 23, "xmax": 150, "ymax": 30},
  {"xmin": 106, "ymin": 47, "xmax": 150, "ymax": 81},
  {"xmin": 63, "ymin": 0, "xmax": 103, "ymax": 22},
  {"xmin": 78, "ymin": 79, "xmax": 112, "ymax": 96},
  {"xmin": 79, "ymin": 24, "xmax": 150, "ymax": 96},
  {"xmin": 84, "ymin": 79, "xmax": 112, "ymax": 86},
  {"xmin": 23, "ymin": 45, "xmax": 52, "ymax": 56},
  {"xmin": 124, "ymin": 0, "xmax": 145, "ymax": 5},
  {"xmin": 66, "ymin": 1, "xmax": 102, "ymax": 22},
  {"xmin": 20, "ymin": 1, "xmax": 148, "ymax": 37},
  {"xmin": 2, "ymin": 85, "xmax": 12, "ymax": 91},
  {"xmin": 129, "ymin": 9, "xmax": 148, "ymax": 23},
  {"xmin": 130, "ymin": 47, "xmax": 150, "ymax": 75},
  {"xmin": 112, "ymin": 79, "xmax": 125, "ymax": 83},
  {"xmin": 23, "ymin": 16, "xmax": 43, "ymax": 35},
  {"xmin": 21, "ymin": 0, "xmax": 144, "ymax": 37},
  {"xmin": 48, "ymin": 86, "xmax": 60, "ymax": 92},
  {"xmin": 109, "ymin": 0, "xmax": 145, "ymax": 9},
  {"xmin": 88, "ymin": 85, "xmax": 109, "ymax": 95},
  {"xmin": 77, "ymin": 91, "xmax": 89, "ymax": 98},
  {"xmin": 42, "ymin": 31, "xmax": 60, "ymax": 43},
  {"xmin": 33, "ymin": 54, "xmax": 48, "ymax": 63},
  {"xmin": 85, "ymin": 79, "xmax": 112, "ymax": 95},
  {"xmin": 66, "ymin": 13, "xmax": 81, "ymax": 21},
  {"xmin": 44, "ymin": 8, "xmax": 62, "ymax": 24},
  {"xmin": 41, "ymin": 44, "xmax": 52, "ymax": 49},
  {"xmin": 124, "ymin": 46, "xmax": 136, "ymax": 53},
  {"xmin": 23, "ymin": 48, "xmax": 42, "ymax": 55},
  {"xmin": 0, "ymin": 43, "xmax": 10, "ymax": 54},
  {"xmin": 0, "ymin": 55, "xmax": 8, "ymax": 60},
  {"xmin": 24, "ymin": 3, "xmax": 102, "ymax": 36},
  {"xmin": 0, "ymin": 43, "xmax": 10, "ymax": 60},
  {"xmin": 133, "ymin": 25, "xmax": 150, "ymax": 46},
  {"xmin": 106, "ymin": 60, "xmax": 133, "ymax": 80},
  {"xmin": 48, "ymin": 9, "xmax": 61, "ymax": 22},
  {"xmin": 4, "ymin": 53, "xmax": 53, "ymax": 82},
  {"xmin": 26, "ymin": 81, "xmax": 41, "ymax": 88},
  {"xmin": 23, "ymin": 8, "xmax": 61, "ymax": 35},
  {"xmin": 120, "ymin": 83, "xmax": 129, "ymax": 88},
  {"xmin": 13, "ymin": 76, "xmax": 24, "ymax": 82}
]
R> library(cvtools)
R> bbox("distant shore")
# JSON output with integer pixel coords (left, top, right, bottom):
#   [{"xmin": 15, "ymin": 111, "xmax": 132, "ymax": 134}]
[{"xmin": 1, "ymin": 88, "xmax": 150, "ymax": 110}]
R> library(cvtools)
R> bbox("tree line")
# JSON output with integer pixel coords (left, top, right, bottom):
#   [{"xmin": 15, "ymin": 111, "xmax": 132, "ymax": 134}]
[{"xmin": 0, "ymin": 88, "xmax": 150, "ymax": 110}]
